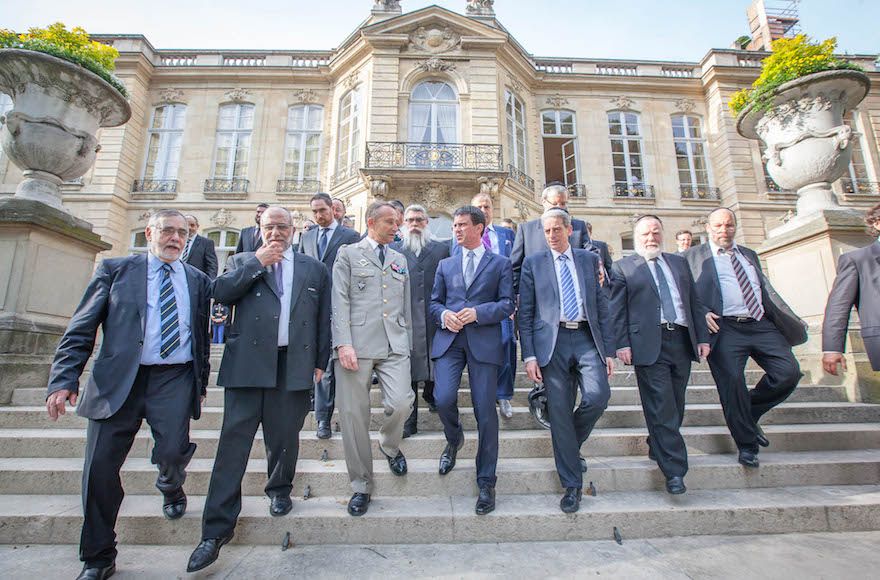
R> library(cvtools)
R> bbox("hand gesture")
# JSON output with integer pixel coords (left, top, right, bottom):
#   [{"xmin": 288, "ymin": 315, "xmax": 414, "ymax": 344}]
[
  {"xmin": 255, "ymin": 241, "xmax": 284, "ymax": 267},
  {"xmin": 706, "ymin": 311, "xmax": 721, "ymax": 334},
  {"xmin": 456, "ymin": 307, "xmax": 477, "ymax": 325},
  {"xmin": 443, "ymin": 310, "xmax": 464, "ymax": 333},
  {"xmin": 46, "ymin": 389, "xmax": 77, "ymax": 421},
  {"xmin": 822, "ymin": 353, "xmax": 847, "ymax": 376},
  {"xmin": 525, "ymin": 360, "xmax": 543, "ymax": 383}
]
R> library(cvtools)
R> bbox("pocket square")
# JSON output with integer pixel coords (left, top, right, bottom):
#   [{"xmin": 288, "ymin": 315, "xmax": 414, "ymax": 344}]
[{"xmin": 308, "ymin": 287, "xmax": 317, "ymax": 292}]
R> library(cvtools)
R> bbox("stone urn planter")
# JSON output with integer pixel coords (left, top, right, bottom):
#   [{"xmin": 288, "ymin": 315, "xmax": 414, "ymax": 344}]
[
  {"xmin": 737, "ymin": 70, "xmax": 870, "ymax": 233},
  {"xmin": 0, "ymin": 48, "xmax": 131, "ymax": 210}
]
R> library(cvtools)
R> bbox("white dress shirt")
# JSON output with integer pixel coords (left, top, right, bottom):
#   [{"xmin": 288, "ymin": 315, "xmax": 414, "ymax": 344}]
[
  {"xmin": 277, "ymin": 247, "xmax": 295, "ymax": 347},
  {"xmin": 647, "ymin": 255, "xmax": 688, "ymax": 327},
  {"xmin": 141, "ymin": 252, "xmax": 192, "ymax": 365},
  {"xmin": 441, "ymin": 244, "xmax": 485, "ymax": 328},
  {"xmin": 709, "ymin": 240, "xmax": 764, "ymax": 318},
  {"xmin": 317, "ymin": 219, "xmax": 338, "ymax": 257},
  {"xmin": 551, "ymin": 246, "xmax": 586, "ymax": 322}
]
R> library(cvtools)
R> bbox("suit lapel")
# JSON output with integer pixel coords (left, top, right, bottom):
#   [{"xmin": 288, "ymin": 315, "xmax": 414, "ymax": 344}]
[
  {"xmin": 323, "ymin": 227, "xmax": 343, "ymax": 261},
  {"xmin": 360, "ymin": 239, "xmax": 382, "ymax": 269},
  {"xmin": 134, "ymin": 254, "xmax": 148, "ymax": 334},
  {"xmin": 543, "ymin": 250, "xmax": 561, "ymax": 311},
  {"xmin": 288, "ymin": 253, "xmax": 307, "ymax": 312},
  {"xmin": 184, "ymin": 264, "xmax": 201, "ymax": 356},
  {"xmin": 264, "ymin": 264, "xmax": 282, "ymax": 299},
  {"xmin": 573, "ymin": 251, "xmax": 593, "ymax": 323},
  {"xmin": 469, "ymin": 250, "xmax": 492, "ymax": 288},
  {"xmin": 636, "ymin": 255, "xmax": 660, "ymax": 298}
]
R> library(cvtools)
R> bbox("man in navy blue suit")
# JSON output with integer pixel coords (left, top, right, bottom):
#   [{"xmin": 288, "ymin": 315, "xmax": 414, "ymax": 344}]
[{"xmin": 431, "ymin": 206, "xmax": 515, "ymax": 515}]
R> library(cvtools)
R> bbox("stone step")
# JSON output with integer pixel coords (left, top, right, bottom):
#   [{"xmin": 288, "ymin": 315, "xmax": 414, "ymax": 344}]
[
  {"xmin": 10, "ymin": 383, "xmax": 848, "ymax": 408},
  {"xmin": 3, "ymin": 402, "xmax": 879, "ymax": 431},
  {"xmin": 2, "ymin": 450, "xmax": 877, "ymax": 497},
  {"xmin": 1, "ymin": 485, "xmax": 877, "ymax": 545},
  {"xmin": 1, "ymin": 423, "xmax": 878, "ymax": 460}
]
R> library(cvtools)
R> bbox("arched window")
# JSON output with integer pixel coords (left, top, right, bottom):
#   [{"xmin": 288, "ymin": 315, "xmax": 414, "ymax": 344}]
[
  {"xmin": 205, "ymin": 229, "xmax": 241, "ymax": 273},
  {"xmin": 506, "ymin": 91, "xmax": 527, "ymax": 171},
  {"xmin": 336, "ymin": 89, "xmax": 361, "ymax": 175},
  {"xmin": 671, "ymin": 114, "xmax": 711, "ymax": 194},
  {"xmin": 541, "ymin": 110, "xmax": 578, "ymax": 187},
  {"xmin": 608, "ymin": 111, "xmax": 646, "ymax": 196},
  {"xmin": 284, "ymin": 104, "xmax": 323, "ymax": 185},
  {"xmin": 212, "ymin": 104, "xmax": 254, "ymax": 180},
  {"xmin": 409, "ymin": 81, "xmax": 458, "ymax": 143},
  {"xmin": 143, "ymin": 104, "xmax": 186, "ymax": 181}
]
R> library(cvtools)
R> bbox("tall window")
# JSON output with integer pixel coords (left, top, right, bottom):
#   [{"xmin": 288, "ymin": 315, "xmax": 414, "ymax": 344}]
[
  {"xmin": 0, "ymin": 93, "xmax": 12, "ymax": 162},
  {"xmin": 409, "ymin": 81, "xmax": 458, "ymax": 143},
  {"xmin": 541, "ymin": 110, "xmax": 578, "ymax": 186},
  {"xmin": 506, "ymin": 91, "xmax": 527, "ymax": 171},
  {"xmin": 337, "ymin": 90, "xmax": 361, "ymax": 173},
  {"xmin": 284, "ymin": 105, "xmax": 323, "ymax": 182},
  {"xmin": 608, "ymin": 111, "xmax": 645, "ymax": 193},
  {"xmin": 843, "ymin": 111, "xmax": 870, "ymax": 191},
  {"xmin": 672, "ymin": 114, "xmax": 710, "ymax": 191},
  {"xmin": 212, "ymin": 104, "xmax": 254, "ymax": 180},
  {"xmin": 129, "ymin": 230, "xmax": 148, "ymax": 255},
  {"xmin": 143, "ymin": 104, "xmax": 186, "ymax": 180},
  {"xmin": 206, "ymin": 229, "xmax": 240, "ymax": 273}
]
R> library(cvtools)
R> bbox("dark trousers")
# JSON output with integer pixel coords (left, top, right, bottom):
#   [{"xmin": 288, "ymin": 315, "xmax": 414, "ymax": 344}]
[
  {"xmin": 314, "ymin": 354, "xmax": 335, "ymax": 423},
  {"xmin": 634, "ymin": 326, "xmax": 692, "ymax": 479},
  {"xmin": 80, "ymin": 363, "xmax": 195, "ymax": 567},
  {"xmin": 201, "ymin": 350, "xmax": 310, "ymax": 540},
  {"xmin": 405, "ymin": 380, "xmax": 435, "ymax": 428},
  {"xmin": 707, "ymin": 317, "xmax": 802, "ymax": 453},
  {"xmin": 542, "ymin": 327, "xmax": 610, "ymax": 490},
  {"xmin": 434, "ymin": 332, "xmax": 500, "ymax": 489},
  {"xmin": 497, "ymin": 317, "xmax": 516, "ymax": 400}
]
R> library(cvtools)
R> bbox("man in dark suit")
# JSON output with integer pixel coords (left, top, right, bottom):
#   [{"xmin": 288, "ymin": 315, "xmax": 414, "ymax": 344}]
[
  {"xmin": 431, "ymin": 206, "xmax": 515, "ymax": 515},
  {"xmin": 234, "ymin": 203, "xmax": 269, "ymax": 254},
  {"xmin": 46, "ymin": 209, "xmax": 211, "ymax": 580},
  {"xmin": 391, "ymin": 204, "xmax": 450, "ymax": 437},
  {"xmin": 675, "ymin": 230, "xmax": 694, "ymax": 254},
  {"xmin": 298, "ymin": 193, "xmax": 362, "ymax": 439},
  {"xmin": 518, "ymin": 208, "xmax": 615, "ymax": 513},
  {"xmin": 584, "ymin": 221, "xmax": 613, "ymax": 275},
  {"xmin": 684, "ymin": 208, "xmax": 807, "ymax": 468},
  {"xmin": 611, "ymin": 215, "xmax": 710, "ymax": 495},
  {"xmin": 182, "ymin": 215, "xmax": 218, "ymax": 279},
  {"xmin": 823, "ymin": 203, "xmax": 880, "ymax": 375},
  {"xmin": 332, "ymin": 197, "xmax": 347, "ymax": 224},
  {"xmin": 187, "ymin": 206, "xmax": 330, "ymax": 572}
]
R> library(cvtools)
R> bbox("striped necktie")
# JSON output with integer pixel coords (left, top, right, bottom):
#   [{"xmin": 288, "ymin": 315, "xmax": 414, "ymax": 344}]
[
  {"xmin": 159, "ymin": 263, "xmax": 180, "ymax": 358},
  {"xmin": 721, "ymin": 248, "xmax": 764, "ymax": 320},
  {"xmin": 558, "ymin": 254, "xmax": 579, "ymax": 321}
]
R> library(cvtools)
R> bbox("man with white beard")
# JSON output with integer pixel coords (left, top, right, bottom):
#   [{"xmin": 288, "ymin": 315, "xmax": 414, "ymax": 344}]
[
  {"xmin": 609, "ymin": 215, "xmax": 709, "ymax": 494},
  {"xmin": 391, "ymin": 205, "xmax": 450, "ymax": 436}
]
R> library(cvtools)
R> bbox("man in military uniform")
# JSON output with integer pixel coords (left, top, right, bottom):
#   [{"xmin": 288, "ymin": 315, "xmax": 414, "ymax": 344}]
[{"xmin": 332, "ymin": 201, "xmax": 414, "ymax": 516}]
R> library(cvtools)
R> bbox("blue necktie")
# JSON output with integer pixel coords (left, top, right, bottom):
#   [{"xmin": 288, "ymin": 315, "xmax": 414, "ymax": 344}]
[
  {"xmin": 650, "ymin": 259, "xmax": 677, "ymax": 325},
  {"xmin": 558, "ymin": 254, "xmax": 579, "ymax": 321},
  {"xmin": 159, "ymin": 263, "xmax": 180, "ymax": 358},
  {"xmin": 318, "ymin": 228, "xmax": 329, "ymax": 260}
]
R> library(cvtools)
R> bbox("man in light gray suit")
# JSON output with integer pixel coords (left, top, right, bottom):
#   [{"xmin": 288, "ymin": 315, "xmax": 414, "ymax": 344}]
[
  {"xmin": 823, "ymin": 202, "xmax": 880, "ymax": 375},
  {"xmin": 333, "ymin": 201, "xmax": 414, "ymax": 516}
]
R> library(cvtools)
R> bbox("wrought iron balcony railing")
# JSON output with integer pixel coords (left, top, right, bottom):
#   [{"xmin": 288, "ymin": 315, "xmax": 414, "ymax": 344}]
[
  {"xmin": 613, "ymin": 183, "xmax": 655, "ymax": 198},
  {"xmin": 507, "ymin": 164, "xmax": 534, "ymax": 190},
  {"xmin": 365, "ymin": 142, "xmax": 503, "ymax": 171},
  {"xmin": 841, "ymin": 178, "xmax": 880, "ymax": 195},
  {"xmin": 132, "ymin": 179, "xmax": 178, "ymax": 193},
  {"xmin": 276, "ymin": 179, "xmax": 321, "ymax": 193},
  {"xmin": 680, "ymin": 185, "xmax": 720, "ymax": 200},
  {"xmin": 331, "ymin": 162, "xmax": 361, "ymax": 187},
  {"xmin": 765, "ymin": 176, "xmax": 790, "ymax": 193},
  {"xmin": 204, "ymin": 178, "xmax": 248, "ymax": 194},
  {"xmin": 567, "ymin": 184, "xmax": 587, "ymax": 198}
]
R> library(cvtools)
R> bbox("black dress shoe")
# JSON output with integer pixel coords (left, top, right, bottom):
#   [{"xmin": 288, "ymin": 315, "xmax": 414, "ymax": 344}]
[
  {"xmin": 439, "ymin": 436, "xmax": 464, "ymax": 475},
  {"xmin": 348, "ymin": 492, "xmax": 371, "ymax": 516},
  {"xmin": 162, "ymin": 490, "xmax": 186, "ymax": 520},
  {"xmin": 755, "ymin": 423, "xmax": 770, "ymax": 448},
  {"xmin": 579, "ymin": 455, "xmax": 588, "ymax": 473},
  {"xmin": 186, "ymin": 534, "xmax": 234, "ymax": 573},
  {"xmin": 738, "ymin": 449, "xmax": 760, "ymax": 468},
  {"xmin": 316, "ymin": 420, "xmax": 332, "ymax": 439},
  {"xmin": 560, "ymin": 487, "xmax": 581, "ymax": 513},
  {"xmin": 270, "ymin": 495, "xmax": 293, "ymax": 517},
  {"xmin": 426, "ymin": 401, "xmax": 437, "ymax": 413},
  {"xmin": 402, "ymin": 423, "xmax": 417, "ymax": 439},
  {"xmin": 380, "ymin": 446, "xmax": 407, "ymax": 476},
  {"xmin": 76, "ymin": 563, "xmax": 115, "ymax": 580},
  {"xmin": 666, "ymin": 476, "xmax": 687, "ymax": 495},
  {"xmin": 475, "ymin": 486, "xmax": 495, "ymax": 515}
]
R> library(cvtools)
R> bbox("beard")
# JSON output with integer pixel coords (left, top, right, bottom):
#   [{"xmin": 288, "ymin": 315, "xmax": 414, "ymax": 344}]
[
  {"xmin": 402, "ymin": 226, "xmax": 432, "ymax": 254},
  {"xmin": 635, "ymin": 244, "xmax": 662, "ymax": 260}
]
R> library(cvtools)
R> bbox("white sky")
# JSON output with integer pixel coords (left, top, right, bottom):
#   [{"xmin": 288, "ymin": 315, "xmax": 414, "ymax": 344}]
[{"xmin": 4, "ymin": 0, "xmax": 878, "ymax": 61}]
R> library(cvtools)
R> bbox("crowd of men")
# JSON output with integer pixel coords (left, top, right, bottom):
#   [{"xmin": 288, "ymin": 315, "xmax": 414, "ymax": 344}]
[{"xmin": 46, "ymin": 183, "xmax": 880, "ymax": 579}]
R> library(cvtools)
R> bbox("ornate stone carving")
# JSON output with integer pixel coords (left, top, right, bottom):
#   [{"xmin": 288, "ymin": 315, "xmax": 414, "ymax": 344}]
[
  {"xmin": 159, "ymin": 88, "xmax": 184, "ymax": 103},
  {"xmin": 294, "ymin": 89, "xmax": 320, "ymax": 104},
  {"xmin": 674, "ymin": 98, "xmax": 695, "ymax": 113},
  {"xmin": 508, "ymin": 76, "xmax": 525, "ymax": 95},
  {"xmin": 416, "ymin": 57, "xmax": 456, "ymax": 73},
  {"xmin": 369, "ymin": 175, "xmax": 391, "ymax": 199},
  {"xmin": 609, "ymin": 96, "xmax": 635, "ymax": 110},
  {"xmin": 408, "ymin": 26, "xmax": 461, "ymax": 54},
  {"xmin": 415, "ymin": 182, "xmax": 453, "ymax": 210},
  {"xmin": 291, "ymin": 210, "xmax": 306, "ymax": 224},
  {"xmin": 691, "ymin": 216, "xmax": 707, "ymax": 228},
  {"xmin": 138, "ymin": 209, "xmax": 156, "ymax": 223},
  {"xmin": 515, "ymin": 200, "xmax": 531, "ymax": 222},
  {"xmin": 211, "ymin": 208, "xmax": 235, "ymax": 228},
  {"xmin": 476, "ymin": 176, "xmax": 504, "ymax": 200},
  {"xmin": 546, "ymin": 94, "xmax": 569, "ymax": 108},
  {"xmin": 373, "ymin": 0, "xmax": 401, "ymax": 11},
  {"xmin": 225, "ymin": 88, "xmax": 252, "ymax": 103},
  {"xmin": 466, "ymin": 0, "xmax": 495, "ymax": 17},
  {"xmin": 343, "ymin": 70, "xmax": 360, "ymax": 90}
]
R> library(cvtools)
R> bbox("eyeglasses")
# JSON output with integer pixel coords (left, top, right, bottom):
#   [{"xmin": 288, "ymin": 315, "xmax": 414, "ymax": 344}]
[
  {"xmin": 405, "ymin": 217, "xmax": 427, "ymax": 224},
  {"xmin": 261, "ymin": 223, "xmax": 292, "ymax": 233},
  {"xmin": 158, "ymin": 227, "xmax": 189, "ymax": 238}
]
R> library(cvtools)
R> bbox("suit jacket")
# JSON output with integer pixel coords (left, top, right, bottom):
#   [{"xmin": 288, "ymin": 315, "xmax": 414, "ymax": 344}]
[
  {"xmin": 684, "ymin": 243, "xmax": 808, "ymax": 347},
  {"xmin": 390, "ymin": 239, "xmax": 450, "ymax": 381},
  {"xmin": 184, "ymin": 234, "xmax": 218, "ymax": 279},
  {"xmin": 430, "ymin": 250, "xmax": 515, "ymax": 366},
  {"xmin": 235, "ymin": 225, "xmax": 263, "ymax": 254},
  {"xmin": 331, "ymin": 238, "xmax": 413, "ymax": 359},
  {"xmin": 510, "ymin": 217, "xmax": 590, "ymax": 293},
  {"xmin": 610, "ymin": 253, "xmax": 709, "ymax": 365},
  {"xmin": 450, "ymin": 224, "xmax": 515, "ymax": 258},
  {"xmin": 518, "ymin": 248, "xmax": 614, "ymax": 366},
  {"xmin": 591, "ymin": 239, "xmax": 613, "ymax": 274},
  {"xmin": 47, "ymin": 254, "xmax": 212, "ymax": 420},
  {"xmin": 822, "ymin": 242, "xmax": 880, "ymax": 370},
  {"xmin": 213, "ymin": 252, "xmax": 330, "ymax": 390},
  {"xmin": 298, "ymin": 223, "xmax": 361, "ymax": 275}
]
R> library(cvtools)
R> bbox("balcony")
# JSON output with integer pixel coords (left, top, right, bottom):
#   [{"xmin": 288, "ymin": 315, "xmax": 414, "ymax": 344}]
[
  {"xmin": 841, "ymin": 178, "xmax": 880, "ymax": 196},
  {"xmin": 131, "ymin": 179, "xmax": 177, "ymax": 199},
  {"xmin": 203, "ymin": 178, "xmax": 249, "ymax": 200},
  {"xmin": 365, "ymin": 142, "xmax": 503, "ymax": 172},
  {"xmin": 680, "ymin": 185, "xmax": 721, "ymax": 201},
  {"xmin": 331, "ymin": 162, "xmax": 361, "ymax": 187},
  {"xmin": 276, "ymin": 179, "xmax": 321, "ymax": 197},
  {"xmin": 613, "ymin": 183, "xmax": 655, "ymax": 199},
  {"xmin": 567, "ymin": 184, "xmax": 587, "ymax": 198},
  {"xmin": 507, "ymin": 164, "xmax": 534, "ymax": 191}
]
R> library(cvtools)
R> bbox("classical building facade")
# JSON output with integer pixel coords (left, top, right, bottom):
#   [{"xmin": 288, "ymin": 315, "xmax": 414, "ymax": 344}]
[{"xmin": 1, "ymin": 0, "xmax": 878, "ymax": 269}]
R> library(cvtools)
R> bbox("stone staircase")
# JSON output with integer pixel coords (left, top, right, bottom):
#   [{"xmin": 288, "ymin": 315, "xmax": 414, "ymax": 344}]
[{"xmin": 0, "ymin": 343, "xmax": 878, "ymax": 546}]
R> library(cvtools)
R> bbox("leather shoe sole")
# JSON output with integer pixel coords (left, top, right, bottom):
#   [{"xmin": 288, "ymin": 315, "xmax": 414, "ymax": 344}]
[
  {"xmin": 76, "ymin": 563, "xmax": 116, "ymax": 580},
  {"xmin": 186, "ymin": 534, "xmax": 234, "ymax": 573},
  {"xmin": 270, "ymin": 496, "xmax": 293, "ymax": 517},
  {"xmin": 379, "ymin": 445, "xmax": 407, "ymax": 476},
  {"xmin": 666, "ymin": 476, "xmax": 687, "ymax": 495},
  {"xmin": 162, "ymin": 492, "xmax": 186, "ymax": 521},
  {"xmin": 755, "ymin": 424, "xmax": 770, "ymax": 448},
  {"xmin": 738, "ymin": 450, "xmax": 760, "ymax": 468}
]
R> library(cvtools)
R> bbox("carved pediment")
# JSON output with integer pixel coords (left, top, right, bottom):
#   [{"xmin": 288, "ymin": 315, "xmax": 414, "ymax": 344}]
[
  {"xmin": 361, "ymin": 6, "xmax": 508, "ymax": 52},
  {"xmin": 408, "ymin": 25, "xmax": 461, "ymax": 54}
]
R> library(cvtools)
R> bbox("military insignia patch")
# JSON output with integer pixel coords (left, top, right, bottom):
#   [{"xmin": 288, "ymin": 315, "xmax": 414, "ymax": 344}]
[
  {"xmin": 391, "ymin": 262, "xmax": 406, "ymax": 274},
  {"xmin": 357, "ymin": 258, "xmax": 370, "ymax": 267},
  {"xmin": 357, "ymin": 280, "xmax": 367, "ymax": 290}
]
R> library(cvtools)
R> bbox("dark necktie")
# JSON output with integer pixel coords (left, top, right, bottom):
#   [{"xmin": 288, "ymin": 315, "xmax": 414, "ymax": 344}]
[
  {"xmin": 181, "ymin": 237, "xmax": 193, "ymax": 262},
  {"xmin": 377, "ymin": 244, "xmax": 385, "ymax": 265},
  {"xmin": 159, "ymin": 263, "xmax": 180, "ymax": 358},
  {"xmin": 464, "ymin": 250, "xmax": 476, "ymax": 287},
  {"xmin": 274, "ymin": 260, "xmax": 284, "ymax": 296},
  {"xmin": 720, "ymin": 248, "xmax": 764, "ymax": 320},
  {"xmin": 318, "ymin": 228, "xmax": 329, "ymax": 260},
  {"xmin": 650, "ymin": 258, "xmax": 677, "ymax": 325}
]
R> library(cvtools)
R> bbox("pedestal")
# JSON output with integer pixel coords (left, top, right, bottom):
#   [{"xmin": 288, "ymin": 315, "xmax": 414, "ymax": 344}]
[
  {"xmin": 757, "ymin": 208, "xmax": 880, "ymax": 402},
  {"xmin": 0, "ymin": 197, "xmax": 111, "ymax": 404}
]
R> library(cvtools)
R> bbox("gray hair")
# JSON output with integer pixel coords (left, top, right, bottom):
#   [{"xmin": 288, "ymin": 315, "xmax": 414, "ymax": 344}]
[
  {"xmin": 366, "ymin": 201, "xmax": 395, "ymax": 223},
  {"xmin": 147, "ymin": 209, "xmax": 187, "ymax": 229},
  {"xmin": 184, "ymin": 214, "xmax": 198, "ymax": 224},
  {"xmin": 404, "ymin": 204, "xmax": 428, "ymax": 219},
  {"xmin": 541, "ymin": 183, "xmax": 568, "ymax": 201},
  {"xmin": 471, "ymin": 192, "xmax": 494, "ymax": 207},
  {"xmin": 260, "ymin": 205, "xmax": 293, "ymax": 225},
  {"xmin": 540, "ymin": 208, "xmax": 571, "ymax": 228}
]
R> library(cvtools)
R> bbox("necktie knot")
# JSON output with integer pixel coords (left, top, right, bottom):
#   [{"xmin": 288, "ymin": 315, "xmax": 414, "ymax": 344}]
[
  {"xmin": 161, "ymin": 263, "xmax": 172, "ymax": 274},
  {"xmin": 467, "ymin": 250, "xmax": 475, "ymax": 258},
  {"xmin": 558, "ymin": 253, "xmax": 568, "ymax": 262}
]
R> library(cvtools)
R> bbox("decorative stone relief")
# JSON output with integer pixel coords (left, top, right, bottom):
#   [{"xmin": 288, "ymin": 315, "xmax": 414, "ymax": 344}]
[
  {"xmin": 415, "ymin": 182, "xmax": 453, "ymax": 210},
  {"xmin": 609, "ymin": 96, "xmax": 635, "ymax": 110},
  {"xmin": 466, "ymin": 0, "xmax": 495, "ymax": 17},
  {"xmin": 674, "ymin": 98, "xmax": 695, "ymax": 113},
  {"xmin": 508, "ymin": 76, "xmax": 525, "ymax": 95},
  {"xmin": 416, "ymin": 58, "xmax": 456, "ymax": 73},
  {"xmin": 691, "ymin": 216, "xmax": 707, "ymax": 228},
  {"xmin": 343, "ymin": 70, "xmax": 360, "ymax": 90},
  {"xmin": 369, "ymin": 175, "xmax": 391, "ymax": 199},
  {"xmin": 294, "ymin": 89, "xmax": 320, "ymax": 104},
  {"xmin": 408, "ymin": 26, "xmax": 461, "ymax": 54},
  {"xmin": 515, "ymin": 200, "xmax": 531, "ymax": 222},
  {"xmin": 138, "ymin": 209, "xmax": 156, "ymax": 222},
  {"xmin": 546, "ymin": 94, "xmax": 569, "ymax": 108},
  {"xmin": 373, "ymin": 0, "xmax": 401, "ymax": 11},
  {"xmin": 291, "ymin": 209, "xmax": 306, "ymax": 224},
  {"xmin": 159, "ymin": 88, "xmax": 184, "ymax": 103},
  {"xmin": 211, "ymin": 208, "xmax": 235, "ymax": 227},
  {"xmin": 225, "ymin": 88, "xmax": 252, "ymax": 102},
  {"xmin": 477, "ymin": 176, "xmax": 504, "ymax": 200}
]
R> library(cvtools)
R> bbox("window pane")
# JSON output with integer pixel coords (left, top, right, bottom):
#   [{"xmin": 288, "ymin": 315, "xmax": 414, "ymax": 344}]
[
  {"xmin": 288, "ymin": 106, "xmax": 305, "ymax": 131},
  {"xmin": 612, "ymin": 153, "xmax": 625, "ymax": 167},
  {"xmin": 630, "ymin": 168, "xmax": 643, "ymax": 182},
  {"xmin": 625, "ymin": 116, "xmax": 639, "ymax": 136},
  {"xmin": 307, "ymin": 106, "xmax": 323, "ymax": 130},
  {"xmin": 218, "ymin": 105, "xmax": 237, "ymax": 130},
  {"xmin": 170, "ymin": 105, "xmax": 187, "ymax": 130},
  {"xmin": 144, "ymin": 133, "xmax": 161, "ymax": 178},
  {"xmin": 679, "ymin": 170, "xmax": 693, "ymax": 187},
  {"xmin": 610, "ymin": 140, "xmax": 624, "ymax": 153},
  {"xmin": 213, "ymin": 133, "xmax": 233, "ymax": 178},
  {"xmin": 133, "ymin": 231, "xmax": 148, "ymax": 247},
  {"xmin": 674, "ymin": 142, "xmax": 688, "ymax": 156},
  {"xmin": 676, "ymin": 156, "xmax": 691, "ymax": 172},
  {"xmin": 688, "ymin": 116, "xmax": 702, "ymax": 139},
  {"xmin": 233, "ymin": 133, "xmax": 250, "ymax": 177},
  {"xmin": 614, "ymin": 168, "xmax": 628, "ymax": 182},
  {"xmin": 238, "ymin": 105, "xmax": 254, "ymax": 130},
  {"xmin": 225, "ymin": 231, "xmax": 240, "ymax": 247},
  {"xmin": 628, "ymin": 140, "xmax": 641, "ymax": 154},
  {"xmin": 152, "ymin": 106, "xmax": 167, "ymax": 130},
  {"xmin": 672, "ymin": 117, "xmax": 686, "ymax": 139},
  {"xmin": 206, "ymin": 231, "xmax": 221, "ymax": 244}
]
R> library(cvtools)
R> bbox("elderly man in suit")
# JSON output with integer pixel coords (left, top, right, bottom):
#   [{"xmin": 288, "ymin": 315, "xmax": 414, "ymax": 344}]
[
  {"xmin": 181, "ymin": 215, "xmax": 218, "ymax": 279},
  {"xmin": 299, "ymin": 193, "xmax": 362, "ymax": 439},
  {"xmin": 333, "ymin": 201, "xmax": 414, "ymax": 516},
  {"xmin": 518, "ymin": 208, "xmax": 614, "ymax": 513},
  {"xmin": 234, "ymin": 203, "xmax": 269, "ymax": 254},
  {"xmin": 684, "ymin": 208, "xmax": 807, "ymax": 468},
  {"xmin": 187, "ymin": 206, "xmax": 330, "ymax": 572},
  {"xmin": 431, "ymin": 206, "xmax": 515, "ymax": 515},
  {"xmin": 46, "ymin": 209, "xmax": 211, "ymax": 580},
  {"xmin": 391, "ymin": 204, "xmax": 450, "ymax": 437},
  {"xmin": 611, "ymin": 215, "xmax": 710, "ymax": 495},
  {"xmin": 823, "ymin": 202, "xmax": 880, "ymax": 376}
]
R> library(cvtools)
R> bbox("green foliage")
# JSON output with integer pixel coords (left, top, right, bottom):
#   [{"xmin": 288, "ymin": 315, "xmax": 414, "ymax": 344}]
[
  {"xmin": 735, "ymin": 35, "xmax": 751, "ymax": 50},
  {"xmin": 0, "ymin": 23, "xmax": 127, "ymax": 97}
]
